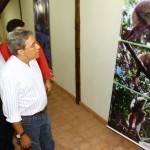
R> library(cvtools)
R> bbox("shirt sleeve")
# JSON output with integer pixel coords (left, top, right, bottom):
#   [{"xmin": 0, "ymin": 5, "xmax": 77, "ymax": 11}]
[
  {"xmin": 0, "ymin": 76, "xmax": 21, "ymax": 123},
  {"xmin": 0, "ymin": 43, "xmax": 12, "ymax": 61},
  {"xmin": 36, "ymin": 42, "xmax": 52, "ymax": 80},
  {"xmin": 0, "ymin": 52, "xmax": 6, "ymax": 68}
]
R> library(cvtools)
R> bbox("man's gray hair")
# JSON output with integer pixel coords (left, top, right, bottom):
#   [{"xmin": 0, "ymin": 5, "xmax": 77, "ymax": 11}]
[{"xmin": 7, "ymin": 29, "xmax": 33, "ymax": 56}]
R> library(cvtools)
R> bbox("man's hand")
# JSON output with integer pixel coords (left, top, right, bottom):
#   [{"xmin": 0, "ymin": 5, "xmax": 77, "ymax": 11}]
[
  {"xmin": 45, "ymin": 80, "xmax": 51, "ymax": 93},
  {"xmin": 12, "ymin": 122, "xmax": 32, "ymax": 149},
  {"xmin": 20, "ymin": 133, "xmax": 32, "ymax": 149}
]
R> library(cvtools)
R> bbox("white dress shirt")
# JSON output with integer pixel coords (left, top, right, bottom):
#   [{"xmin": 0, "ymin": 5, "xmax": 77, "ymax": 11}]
[
  {"xmin": 0, "ymin": 56, "xmax": 47, "ymax": 123},
  {"xmin": 0, "ymin": 52, "xmax": 5, "ymax": 69}
]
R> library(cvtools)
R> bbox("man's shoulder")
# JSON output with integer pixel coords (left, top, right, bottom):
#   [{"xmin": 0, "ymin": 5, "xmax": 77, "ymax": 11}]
[
  {"xmin": 0, "ymin": 60, "xmax": 16, "ymax": 81},
  {"xmin": 2, "ymin": 56, "xmax": 15, "ymax": 71}
]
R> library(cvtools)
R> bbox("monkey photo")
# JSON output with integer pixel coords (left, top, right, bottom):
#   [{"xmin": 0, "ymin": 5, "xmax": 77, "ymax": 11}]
[
  {"xmin": 133, "ymin": 53, "xmax": 150, "ymax": 92},
  {"xmin": 117, "ymin": 0, "xmax": 150, "ymax": 93},
  {"xmin": 108, "ymin": 0, "xmax": 150, "ymax": 149},
  {"xmin": 124, "ymin": 0, "xmax": 150, "ymax": 42},
  {"xmin": 127, "ymin": 97, "xmax": 147, "ymax": 140}
]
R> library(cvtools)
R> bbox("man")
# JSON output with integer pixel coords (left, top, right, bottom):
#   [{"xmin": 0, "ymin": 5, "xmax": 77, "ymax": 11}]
[
  {"xmin": 0, "ymin": 19, "xmax": 53, "ymax": 150},
  {"xmin": 0, "ymin": 51, "xmax": 14, "ymax": 150},
  {"xmin": 0, "ymin": 29, "xmax": 55, "ymax": 150},
  {"xmin": 0, "ymin": 19, "xmax": 53, "ymax": 92}
]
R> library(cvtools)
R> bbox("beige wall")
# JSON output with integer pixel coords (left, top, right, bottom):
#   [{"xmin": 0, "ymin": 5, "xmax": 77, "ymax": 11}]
[
  {"xmin": 20, "ymin": 0, "xmax": 35, "ymax": 34},
  {"xmin": 1, "ymin": 0, "xmax": 123, "ymax": 120},
  {"xmin": 21, "ymin": 0, "xmax": 76, "ymax": 96},
  {"xmin": 1, "ymin": 0, "xmax": 35, "ymax": 39},
  {"xmin": 1, "ymin": 0, "xmax": 21, "ymax": 41},
  {"xmin": 50, "ymin": 0, "xmax": 76, "ymax": 95},
  {"xmin": 0, "ymin": 19, "xmax": 4, "ymax": 42},
  {"xmin": 80, "ymin": 0, "xmax": 123, "ymax": 120}
]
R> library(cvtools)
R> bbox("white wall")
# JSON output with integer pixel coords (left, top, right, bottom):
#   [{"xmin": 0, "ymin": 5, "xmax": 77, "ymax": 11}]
[
  {"xmin": 1, "ymin": 0, "xmax": 35, "ymax": 38},
  {"xmin": 20, "ymin": 0, "xmax": 35, "ymax": 34},
  {"xmin": 0, "ymin": 0, "xmax": 123, "ymax": 121},
  {"xmin": 0, "ymin": 19, "xmax": 4, "ymax": 41},
  {"xmin": 21, "ymin": 0, "xmax": 76, "ymax": 96},
  {"xmin": 81, "ymin": 0, "xmax": 123, "ymax": 120},
  {"xmin": 50, "ymin": 0, "xmax": 76, "ymax": 96},
  {"xmin": 0, "ymin": 0, "xmax": 21, "ymax": 41}
]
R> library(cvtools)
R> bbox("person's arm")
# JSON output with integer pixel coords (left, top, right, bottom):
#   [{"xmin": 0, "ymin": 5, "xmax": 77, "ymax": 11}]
[
  {"xmin": 36, "ymin": 42, "xmax": 52, "ymax": 93},
  {"xmin": 12, "ymin": 122, "xmax": 32, "ymax": 149},
  {"xmin": 0, "ymin": 43, "xmax": 12, "ymax": 61},
  {"xmin": 45, "ymin": 79, "xmax": 52, "ymax": 93},
  {"xmin": 0, "ymin": 76, "xmax": 32, "ymax": 148}
]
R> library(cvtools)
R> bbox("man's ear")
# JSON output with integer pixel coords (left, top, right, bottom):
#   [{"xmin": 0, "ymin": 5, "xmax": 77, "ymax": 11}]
[{"xmin": 17, "ymin": 49, "xmax": 25, "ymax": 56}]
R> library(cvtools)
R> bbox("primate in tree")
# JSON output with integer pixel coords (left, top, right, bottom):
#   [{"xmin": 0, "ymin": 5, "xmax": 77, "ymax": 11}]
[
  {"xmin": 127, "ymin": 97, "xmax": 147, "ymax": 140},
  {"xmin": 125, "ymin": 0, "xmax": 150, "ymax": 41},
  {"xmin": 120, "ymin": 1, "xmax": 150, "ymax": 141},
  {"xmin": 133, "ymin": 54, "xmax": 150, "ymax": 91},
  {"xmin": 122, "ymin": 1, "xmax": 150, "ymax": 92}
]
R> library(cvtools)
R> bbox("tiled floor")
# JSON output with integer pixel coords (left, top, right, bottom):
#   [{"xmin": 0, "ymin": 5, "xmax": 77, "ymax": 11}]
[{"xmin": 14, "ymin": 82, "xmax": 143, "ymax": 150}]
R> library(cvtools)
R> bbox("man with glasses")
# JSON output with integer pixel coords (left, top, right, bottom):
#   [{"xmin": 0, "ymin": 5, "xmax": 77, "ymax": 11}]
[
  {"xmin": 0, "ymin": 29, "xmax": 54, "ymax": 150},
  {"xmin": 0, "ymin": 19, "xmax": 54, "ymax": 149}
]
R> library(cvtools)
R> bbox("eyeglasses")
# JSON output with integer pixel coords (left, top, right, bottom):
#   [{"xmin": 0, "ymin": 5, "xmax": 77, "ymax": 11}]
[{"xmin": 24, "ymin": 42, "xmax": 36, "ymax": 50}]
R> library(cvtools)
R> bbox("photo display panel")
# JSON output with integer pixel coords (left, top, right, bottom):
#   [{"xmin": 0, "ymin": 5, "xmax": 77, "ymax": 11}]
[{"xmin": 107, "ymin": 1, "xmax": 150, "ymax": 149}]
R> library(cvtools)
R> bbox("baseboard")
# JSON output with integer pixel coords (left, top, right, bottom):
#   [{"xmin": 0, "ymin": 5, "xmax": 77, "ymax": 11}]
[
  {"xmin": 80, "ymin": 102, "xmax": 107, "ymax": 125},
  {"xmin": 51, "ymin": 80, "xmax": 107, "ymax": 125}
]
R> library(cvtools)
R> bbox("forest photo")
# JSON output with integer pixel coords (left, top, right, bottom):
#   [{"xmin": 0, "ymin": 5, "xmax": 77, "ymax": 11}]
[{"xmin": 108, "ymin": 0, "xmax": 150, "ymax": 149}]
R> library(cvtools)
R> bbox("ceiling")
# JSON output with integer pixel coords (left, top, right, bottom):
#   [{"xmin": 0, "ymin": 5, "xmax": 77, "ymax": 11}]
[{"xmin": 0, "ymin": 0, "xmax": 10, "ymax": 14}]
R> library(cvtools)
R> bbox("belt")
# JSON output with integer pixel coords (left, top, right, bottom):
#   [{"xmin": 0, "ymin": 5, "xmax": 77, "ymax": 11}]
[
  {"xmin": 34, "ymin": 106, "xmax": 47, "ymax": 115},
  {"xmin": 22, "ymin": 106, "xmax": 47, "ymax": 117}
]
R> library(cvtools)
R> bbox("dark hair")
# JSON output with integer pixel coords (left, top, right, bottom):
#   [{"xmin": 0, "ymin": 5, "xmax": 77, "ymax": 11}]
[{"xmin": 6, "ymin": 19, "xmax": 25, "ymax": 32}]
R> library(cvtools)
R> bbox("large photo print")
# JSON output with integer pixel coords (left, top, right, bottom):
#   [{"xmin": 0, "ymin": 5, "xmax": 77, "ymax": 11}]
[{"xmin": 108, "ymin": 1, "xmax": 150, "ymax": 149}]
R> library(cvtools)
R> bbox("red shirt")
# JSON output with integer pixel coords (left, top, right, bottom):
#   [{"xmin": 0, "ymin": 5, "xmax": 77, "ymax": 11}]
[{"xmin": 0, "ymin": 42, "xmax": 53, "ymax": 80}]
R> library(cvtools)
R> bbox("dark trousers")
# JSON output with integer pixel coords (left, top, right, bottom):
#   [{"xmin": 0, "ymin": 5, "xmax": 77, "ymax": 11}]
[{"xmin": 0, "ymin": 99, "xmax": 15, "ymax": 150}]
